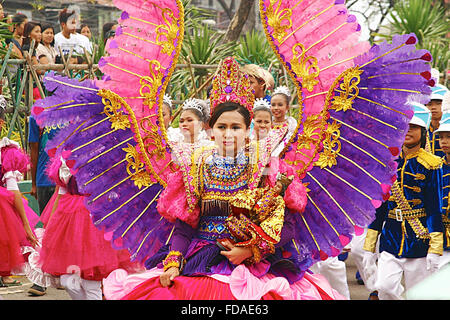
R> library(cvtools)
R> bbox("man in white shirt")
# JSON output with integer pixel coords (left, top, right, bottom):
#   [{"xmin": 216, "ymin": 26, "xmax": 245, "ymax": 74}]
[{"xmin": 54, "ymin": 8, "xmax": 92, "ymax": 58}]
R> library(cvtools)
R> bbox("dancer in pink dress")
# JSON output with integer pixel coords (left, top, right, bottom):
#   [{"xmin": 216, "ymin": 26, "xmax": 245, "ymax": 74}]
[{"xmin": 0, "ymin": 101, "xmax": 38, "ymax": 287}]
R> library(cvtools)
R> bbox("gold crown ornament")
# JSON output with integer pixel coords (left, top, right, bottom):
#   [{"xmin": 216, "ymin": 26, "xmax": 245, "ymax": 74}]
[{"xmin": 209, "ymin": 57, "xmax": 256, "ymax": 118}]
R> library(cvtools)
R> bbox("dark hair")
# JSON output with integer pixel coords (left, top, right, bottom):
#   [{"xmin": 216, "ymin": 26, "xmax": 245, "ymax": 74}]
[
  {"xmin": 12, "ymin": 13, "xmax": 27, "ymax": 25},
  {"xmin": 22, "ymin": 21, "xmax": 41, "ymax": 47},
  {"xmin": 181, "ymin": 99, "xmax": 209, "ymax": 123},
  {"xmin": 420, "ymin": 127, "xmax": 427, "ymax": 149},
  {"xmin": 271, "ymin": 92, "xmax": 290, "ymax": 105},
  {"xmin": 40, "ymin": 23, "xmax": 55, "ymax": 46},
  {"xmin": 253, "ymin": 106, "xmax": 272, "ymax": 119},
  {"xmin": 59, "ymin": 8, "xmax": 75, "ymax": 25},
  {"xmin": 209, "ymin": 102, "xmax": 251, "ymax": 129},
  {"xmin": 80, "ymin": 23, "xmax": 89, "ymax": 31},
  {"xmin": 102, "ymin": 22, "xmax": 116, "ymax": 38}
]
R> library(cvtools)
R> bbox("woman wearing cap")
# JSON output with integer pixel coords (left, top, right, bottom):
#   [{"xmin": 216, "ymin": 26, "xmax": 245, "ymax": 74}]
[{"xmin": 363, "ymin": 102, "xmax": 444, "ymax": 300}]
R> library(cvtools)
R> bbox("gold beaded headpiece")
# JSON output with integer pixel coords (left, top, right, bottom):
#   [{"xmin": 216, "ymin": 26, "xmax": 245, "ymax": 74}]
[{"xmin": 209, "ymin": 57, "xmax": 255, "ymax": 119}]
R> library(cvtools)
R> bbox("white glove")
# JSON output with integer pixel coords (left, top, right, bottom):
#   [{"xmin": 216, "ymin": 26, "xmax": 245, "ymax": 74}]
[
  {"xmin": 362, "ymin": 251, "xmax": 376, "ymax": 266},
  {"xmin": 426, "ymin": 253, "xmax": 440, "ymax": 273}
]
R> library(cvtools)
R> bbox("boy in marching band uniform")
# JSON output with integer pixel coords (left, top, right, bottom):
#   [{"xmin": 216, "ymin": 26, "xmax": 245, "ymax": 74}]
[
  {"xmin": 435, "ymin": 91, "xmax": 450, "ymax": 268},
  {"xmin": 426, "ymin": 73, "xmax": 449, "ymax": 157},
  {"xmin": 363, "ymin": 102, "xmax": 444, "ymax": 300}
]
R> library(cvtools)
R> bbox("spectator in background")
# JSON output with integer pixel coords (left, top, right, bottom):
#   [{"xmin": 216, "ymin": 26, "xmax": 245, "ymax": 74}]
[
  {"xmin": 0, "ymin": 3, "xmax": 5, "ymax": 20},
  {"xmin": 80, "ymin": 24, "xmax": 92, "ymax": 40},
  {"xmin": 11, "ymin": 13, "xmax": 28, "ymax": 59},
  {"xmin": 36, "ymin": 23, "xmax": 57, "ymax": 64},
  {"xmin": 22, "ymin": 21, "xmax": 41, "ymax": 57},
  {"xmin": 22, "ymin": 22, "xmax": 44, "ymax": 100},
  {"xmin": 102, "ymin": 21, "xmax": 117, "ymax": 45},
  {"xmin": 54, "ymin": 8, "xmax": 91, "ymax": 60}
]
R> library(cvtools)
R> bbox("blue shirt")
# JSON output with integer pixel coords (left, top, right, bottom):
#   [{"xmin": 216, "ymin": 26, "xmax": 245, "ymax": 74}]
[{"xmin": 28, "ymin": 116, "xmax": 62, "ymax": 187}]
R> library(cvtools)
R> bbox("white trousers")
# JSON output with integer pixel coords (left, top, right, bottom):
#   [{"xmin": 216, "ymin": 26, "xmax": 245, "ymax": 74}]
[
  {"xmin": 375, "ymin": 251, "xmax": 431, "ymax": 300},
  {"xmin": 439, "ymin": 251, "xmax": 450, "ymax": 269},
  {"xmin": 349, "ymin": 228, "xmax": 379, "ymax": 292},
  {"xmin": 60, "ymin": 274, "xmax": 102, "ymax": 300},
  {"xmin": 310, "ymin": 256, "xmax": 350, "ymax": 300}
]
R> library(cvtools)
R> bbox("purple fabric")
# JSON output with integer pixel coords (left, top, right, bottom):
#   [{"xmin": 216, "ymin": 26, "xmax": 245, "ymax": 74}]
[
  {"xmin": 294, "ymin": 33, "xmax": 432, "ymax": 271},
  {"xmin": 31, "ymin": 74, "xmax": 173, "ymax": 263}
]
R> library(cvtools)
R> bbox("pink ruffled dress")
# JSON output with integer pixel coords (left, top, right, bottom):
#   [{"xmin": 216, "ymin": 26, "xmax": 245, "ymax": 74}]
[
  {"xmin": 0, "ymin": 138, "xmax": 38, "ymax": 276},
  {"xmin": 39, "ymin": 157, "xmax": 141, "ymax": 281},
  {"xmin": 103, "ymin": 151, "xmax": 344, "ymax": 300}
]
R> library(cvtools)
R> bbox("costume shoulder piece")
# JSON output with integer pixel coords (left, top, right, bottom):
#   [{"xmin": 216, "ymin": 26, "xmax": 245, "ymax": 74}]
[{"xmin": 416, "ymin": 148, "xmax": 443, "ymax": 170}]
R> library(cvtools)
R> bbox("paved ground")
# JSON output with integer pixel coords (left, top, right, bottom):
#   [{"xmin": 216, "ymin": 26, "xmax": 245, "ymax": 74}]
[{"xmin": 0, "ymin": 254, "xmax": 371, "ymax": 300}]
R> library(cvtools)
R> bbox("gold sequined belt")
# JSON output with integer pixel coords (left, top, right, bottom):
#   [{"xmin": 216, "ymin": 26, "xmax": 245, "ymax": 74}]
[{"xmin": 388, "ymin": 208, "xmax": 426, "ymax": 222}]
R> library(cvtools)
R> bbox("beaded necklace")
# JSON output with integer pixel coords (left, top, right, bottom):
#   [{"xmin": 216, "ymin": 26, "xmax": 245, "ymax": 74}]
[{"xmin": 202, "ymin": 149, "xmax": 250, "ymax": 199}]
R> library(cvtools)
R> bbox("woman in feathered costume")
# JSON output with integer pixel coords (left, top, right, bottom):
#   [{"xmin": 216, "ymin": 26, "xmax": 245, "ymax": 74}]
[{"xmin": 31, "ymin": 0, "xmax": 434, "ymax": 300}]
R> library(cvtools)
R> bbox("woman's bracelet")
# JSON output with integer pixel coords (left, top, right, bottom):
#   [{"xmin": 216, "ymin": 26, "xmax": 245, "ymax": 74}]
[{"xmin": 162, "ymin": 250, "xmax": 186, "ymax": 272}]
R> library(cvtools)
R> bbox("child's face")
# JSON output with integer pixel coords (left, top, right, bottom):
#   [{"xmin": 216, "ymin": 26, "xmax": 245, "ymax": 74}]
[
  {"xmin": 179, "ymin": 109, "xmax": 202, "ymax": 142},
  {"xmin": 248, "ymin": 76, "xmax": 265, "ymax": 99},
  {"xmin": 253, "ymin": 110, "xmax": 272, "ymax": 140},
  {"xmin": 404, "ymin": 124, "xmax": 422, "ymax": 148},
  {"xmin": 271, "ymin": 94, "xmax": 289, "ymax": 122},
  {"xmin": 439, "ymin": 131, "xmax": 450, "ymax": 156},
  {"xmin": 161, "ymin": 103, "xmax": 171, "ymax": 129},
  {"xmin": 426, "ymin": 100, "xmax": 442, "ymax": 122}
]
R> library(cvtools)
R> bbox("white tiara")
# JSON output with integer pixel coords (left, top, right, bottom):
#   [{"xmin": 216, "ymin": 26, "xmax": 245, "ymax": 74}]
[
  {"xmin": 163, "ymin": 94, "xmax": 172, "ymax": 109},
  {"xmin": 273, "ymin": 85, "xmax": 291, "ymax": 98},
  {"xmin": 181, "ymin": 98, "xmax": 204, "ymax": 115},
  {"xmin": 253, "ymin": 98, "xmax": 271, "ymax": 110},
  {"xmin": 0, "ymin": 95, "xmax": 6, "ymax": 110}
]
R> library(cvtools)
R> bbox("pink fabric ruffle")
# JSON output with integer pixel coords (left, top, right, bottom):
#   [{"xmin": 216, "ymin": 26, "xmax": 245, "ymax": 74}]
[
  {"xmin": 39, "ymin": 189, "xmax": 58, "ymax": 227},
  {"xmin": 44, "ymin": 155, "xmax": 65, "ymax": 187},
  {"xmin": 1, "ymin": 145, "xmax": 30, "ymax": 174},
  {"xmin": 102, "ymin": 265, "xmax": 345, "ymax": 300},
  {"xmin": 156, "ymin": 172, "xmax": 200, "ymax": 228},
  {"xmin": 40, "ymin": 194, "xmax": 137, "ymax": 281},
  {"xmin": 0, "ymin": 187, "xmax": 30, "ymax": 276}
]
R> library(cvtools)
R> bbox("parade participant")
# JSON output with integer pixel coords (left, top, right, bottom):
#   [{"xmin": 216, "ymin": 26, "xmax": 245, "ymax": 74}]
[
  {"xmin": 162, "ymin": 94, "xmax": 182, "ymax": 142},
  {"xmin": 435, "ymin": 91, "xmax": 450, "ymax": 268},
  {"xmin": 31, "ymin": 0, "xmax": 433, "ymax": 302},
  {"xmin": 101, "ymin": 57, "xmax": 344, "ymax": 299},
  {"xmin": 241, "ymin": 64, "xmax": 273, "ymax": 102},
  {"xmin": 363, "ymin": 102, "xmax": 444, "ymax": 300},
  {"xmin": 38, "ymin": 154, "xmax": 139, "ymax": 300},
  {"xmin": 270, "ymin": 85, "xmax": 297, "ymax": 157},
  {"xmin": 426, "ymin": 83, "xmax": 449, "ymax": 158},
  {"xmin": 0, "ymin": 97, "xmax": 38, "ymax": 287},
  {"xmin": 251, "ymin": 98, "xmax": 272, "ymax": 141},
  {"xmin": 176, "ymin": 98, "xmax": 212, "ymax": 145}
]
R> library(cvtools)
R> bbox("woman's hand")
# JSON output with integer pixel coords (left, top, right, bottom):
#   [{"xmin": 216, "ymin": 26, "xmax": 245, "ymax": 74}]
[
  {"xmin": 159, "ymin": 267, "xmax": 180, "ymax": 287},
  {"xmin": 220, "ymin": 239, "xmax": 253, "ymax": 265}
]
